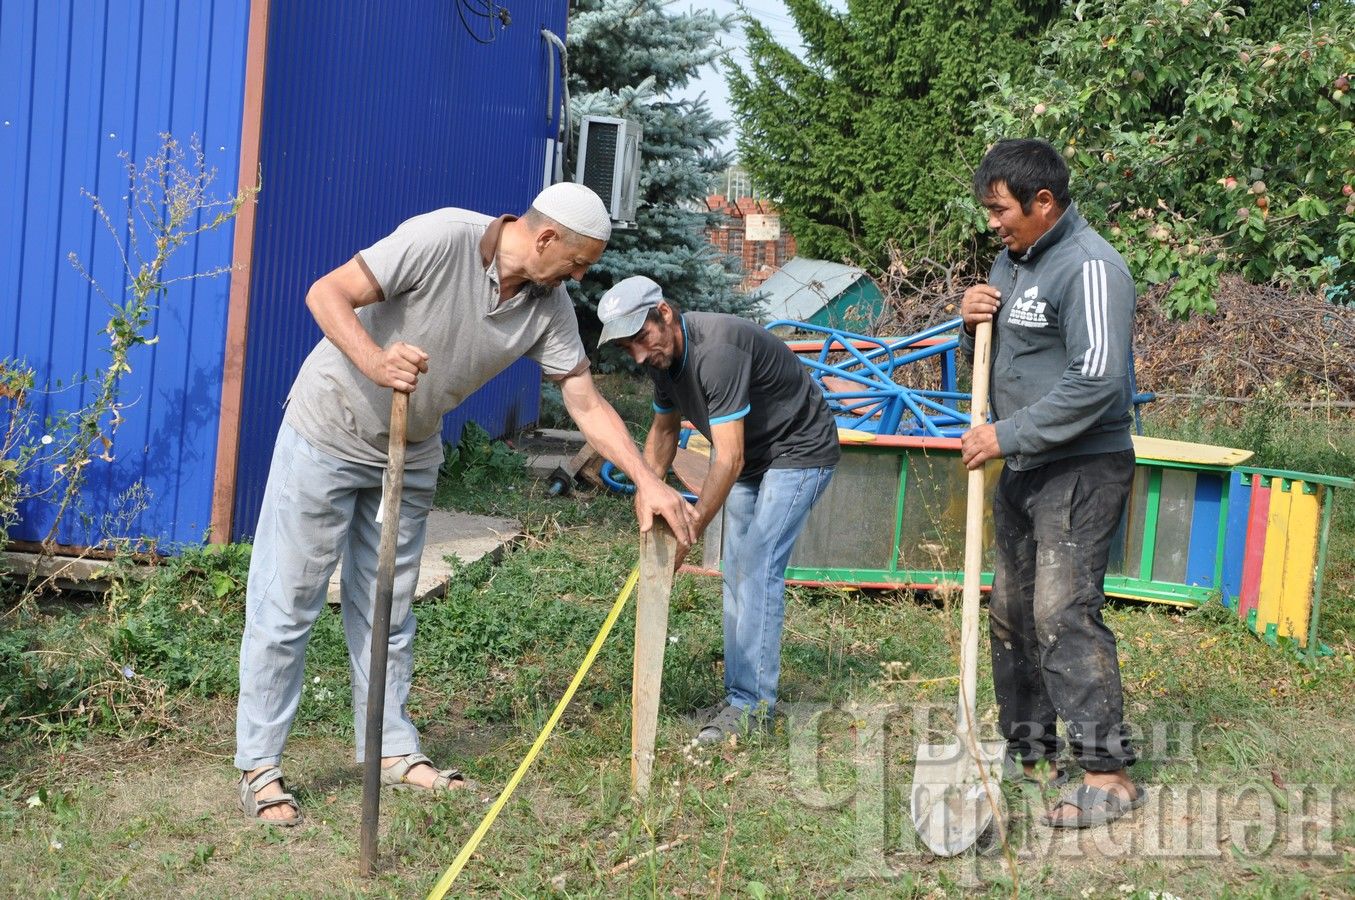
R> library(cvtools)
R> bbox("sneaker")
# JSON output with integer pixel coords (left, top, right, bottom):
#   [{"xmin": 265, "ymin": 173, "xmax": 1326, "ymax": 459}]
[{"xmin": 696, "ymin": 704, "xmax": 769, "ymax": 745}]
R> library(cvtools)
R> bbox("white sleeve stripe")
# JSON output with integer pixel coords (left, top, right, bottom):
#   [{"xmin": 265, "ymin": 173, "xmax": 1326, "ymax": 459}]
[
  {"xmin": 1096, "ymin": 260, "xmax": 1109, "ymax": 376},
  {"xmin": 1090, "ymin": 260, "xmax": 1102, "ymax": 376},
  {"xmin": 1081, "ymin": 260, "xmax": 1109, "ymax": 377},
  {"xmin": 1081, "ymin": 261, "xmax": 1095, "ymax": 376}
]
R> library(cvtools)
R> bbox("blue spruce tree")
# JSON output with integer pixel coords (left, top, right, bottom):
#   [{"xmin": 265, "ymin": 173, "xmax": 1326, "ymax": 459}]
[{"xmin": 566, "ymin": 0, "xmax": 757, "ymax": 344}]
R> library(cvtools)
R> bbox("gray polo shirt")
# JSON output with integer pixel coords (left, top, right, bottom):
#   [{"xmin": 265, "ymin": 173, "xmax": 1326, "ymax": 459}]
[
  {"xmin": 284, "ymin": 209, "xmax": 587, "ymax": 468},
  {"xmin": 651, "ymin": 312, "xmax": 840, "ymax": 479}
]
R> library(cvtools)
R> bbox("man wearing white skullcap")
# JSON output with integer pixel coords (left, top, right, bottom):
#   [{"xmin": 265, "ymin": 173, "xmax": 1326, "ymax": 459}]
[{"xmin": 234, "ymin": 184, "xmax": 698, "ymax": 825}]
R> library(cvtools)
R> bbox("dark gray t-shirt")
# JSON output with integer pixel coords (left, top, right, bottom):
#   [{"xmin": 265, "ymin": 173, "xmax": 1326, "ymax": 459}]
[{"xmin": 651, "ymin": 312, "xmax": 840, "ymax": 479}]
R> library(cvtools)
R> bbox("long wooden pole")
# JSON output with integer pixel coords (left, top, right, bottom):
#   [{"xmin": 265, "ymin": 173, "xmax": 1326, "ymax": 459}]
[
  {"xmin": 632, "ymin": 520, "xmax": 678, "ymax": 798},
  {"xmin": 360, "ymin": 390, "xmax": 409, "ymax": 876},
  {"xmin": 958, "ymin": 322, "xmax": 992, "ymax": 741}
]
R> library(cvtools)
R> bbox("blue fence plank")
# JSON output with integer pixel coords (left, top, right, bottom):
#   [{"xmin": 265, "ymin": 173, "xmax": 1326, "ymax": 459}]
[
  {"xmin": 1220, "ymin": 470, "xmax": 1253, "ymax": 609},
  {"xmin": 1185, "ymin": 471, "xmax": 1222, "ymax": 589}
]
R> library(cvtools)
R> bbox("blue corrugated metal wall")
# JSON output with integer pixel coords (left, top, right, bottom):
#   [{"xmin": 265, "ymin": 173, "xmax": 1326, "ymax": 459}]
[
  {"xmin": 232, "ymin": 0, "xmax": 567, "ymax": 540},
  {"xmin": 1, "ymin": 1, "xmax": 250, "ymax": 547}
]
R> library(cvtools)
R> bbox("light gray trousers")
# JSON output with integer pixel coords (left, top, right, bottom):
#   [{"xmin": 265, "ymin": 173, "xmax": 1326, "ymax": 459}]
[{"xmin": 234, "ymin": 422, "xmax": 440, "ymax": 770}]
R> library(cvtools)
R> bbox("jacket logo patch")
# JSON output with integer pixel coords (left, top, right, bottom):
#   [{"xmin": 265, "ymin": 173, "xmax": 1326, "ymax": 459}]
[{"xmin": 1007, "ymin": 287, "xmax": 1050, "ymax": 329}]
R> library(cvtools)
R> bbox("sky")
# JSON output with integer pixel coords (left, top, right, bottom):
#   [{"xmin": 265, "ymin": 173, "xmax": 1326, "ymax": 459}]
[{"xmin": 671, "ymin": 0, "xmax": 810, "ymax": 156}]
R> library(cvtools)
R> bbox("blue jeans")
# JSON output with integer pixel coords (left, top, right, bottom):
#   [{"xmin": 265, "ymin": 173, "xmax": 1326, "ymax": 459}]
[{"xmin": 720, "ymin": 464, "xmax": 835, "ymax": 714}]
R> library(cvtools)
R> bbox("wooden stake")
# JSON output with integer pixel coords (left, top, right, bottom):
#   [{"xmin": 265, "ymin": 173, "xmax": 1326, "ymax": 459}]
[{"xmin": 631, "ymin": 519, "xmax": 678, "ymax": 798}]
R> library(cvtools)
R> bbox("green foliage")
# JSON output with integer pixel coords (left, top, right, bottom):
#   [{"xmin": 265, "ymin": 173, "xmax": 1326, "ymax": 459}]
[
  {"xmin": 107, "ymin": 544, "xmax": 253, "ymax": 697},
  {"xmin": 727, "ymin": 0, "xmax": 1061, "ymax": 264},
  {"xmin": 0, "ymin": 544, "xmax": 252, "ymax": 741},
  {"xmin": 977, "ymin": 0, "xmax": 1355, "ymax": 315},
  {"xmin": 440, "ymin": 422, "xmax": 526, "ymax": 489},
  {"xmin": 1231, "ymin": 0, "xmax": 1331, "ymax": 42},
  {"xmin": 567, "ymin": 0, "xmax": 754, "ymax": 331}
]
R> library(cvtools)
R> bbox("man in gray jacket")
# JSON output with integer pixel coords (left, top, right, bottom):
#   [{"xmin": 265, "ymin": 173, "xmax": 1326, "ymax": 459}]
[{"xmin": 960, "ymin": 138, "xmax": 1144, "ymax": 828}]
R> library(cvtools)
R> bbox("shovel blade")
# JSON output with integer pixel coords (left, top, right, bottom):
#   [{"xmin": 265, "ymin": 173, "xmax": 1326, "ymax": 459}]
[{"xmin": 909, "ymin": 739, "xmax": 1006, "ymax": 856}]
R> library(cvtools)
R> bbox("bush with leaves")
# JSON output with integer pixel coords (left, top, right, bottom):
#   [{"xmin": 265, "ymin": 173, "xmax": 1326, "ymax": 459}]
[
  {"xmin": 976, "ymin": 0, "xmax": 1355, "ymax": 315},
  {"xmin": 439, "ymin": 422, "xmax": 526, "ymax": 489},
  {"xmin": 0, "ymin": 544, "xmax": 251, "ymax": 741}
]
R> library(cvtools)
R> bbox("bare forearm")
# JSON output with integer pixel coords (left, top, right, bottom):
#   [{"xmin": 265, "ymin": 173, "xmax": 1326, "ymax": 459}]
[
  {"xmin": 694, "ymin": 419, "xmax": 746, "ymax": 532},
  {"xmin": 643, "ymin": 420, "xmax": 679, "ymax": 481},
  {"xmin": 694, "ymin": 454, "xmax": 741, "ymax": 532},
  {"xmin": 305, "ymin": 280, "xmax": 382, "ymax": 375},
  {"xmin": 573, "ymin": 399, "xmax": 662, "ymax": 488}
]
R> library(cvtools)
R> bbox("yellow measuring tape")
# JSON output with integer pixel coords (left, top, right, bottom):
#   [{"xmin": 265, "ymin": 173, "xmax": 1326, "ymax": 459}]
[{"xmin": 425, "ymin": 567, "xmax": 640, "ymax": 900}]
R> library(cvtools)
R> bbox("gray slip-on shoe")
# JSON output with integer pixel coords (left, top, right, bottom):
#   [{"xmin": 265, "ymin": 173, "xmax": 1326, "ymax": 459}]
[{"xmin": 695, "ymin": 704, "xmax": 770, "ymax": 745}]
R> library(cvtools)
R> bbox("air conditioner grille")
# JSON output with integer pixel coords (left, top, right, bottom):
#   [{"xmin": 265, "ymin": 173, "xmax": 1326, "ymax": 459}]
[{"xmin": 582, "ymin": 121, "xmax": 619, "ymax": 204}]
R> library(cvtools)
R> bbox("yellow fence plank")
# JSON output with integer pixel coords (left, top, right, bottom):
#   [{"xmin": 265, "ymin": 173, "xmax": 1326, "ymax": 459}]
[
  {"xmin": 1277, "ymin": 484, "xmax": 1321, "ymax": 644},
  {"xmin": 1131, "ymin": 435, "xmax": 1254, "ymax": 468}
]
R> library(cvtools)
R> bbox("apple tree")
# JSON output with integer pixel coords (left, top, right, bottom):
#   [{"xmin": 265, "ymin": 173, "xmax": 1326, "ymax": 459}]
[{"xmin": 976, "ymin": 0, "xmax": 1355, "ymax": 315}]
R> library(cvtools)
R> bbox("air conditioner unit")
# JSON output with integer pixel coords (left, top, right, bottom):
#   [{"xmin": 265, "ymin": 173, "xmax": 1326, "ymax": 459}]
[{"xmin": 575, "ymin": 115, "xmax": 642, "ymax": 228}]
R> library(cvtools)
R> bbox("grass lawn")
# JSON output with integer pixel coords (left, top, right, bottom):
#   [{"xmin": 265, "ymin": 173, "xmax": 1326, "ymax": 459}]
[{"xmin": 2, "ymin": 381, "xmax": 1354, "ymax": 898}]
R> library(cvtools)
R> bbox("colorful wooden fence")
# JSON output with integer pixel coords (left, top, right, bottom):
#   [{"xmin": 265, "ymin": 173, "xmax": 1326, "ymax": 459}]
[
  {"xmin": 686, "ymin": 434, "xmax": 1350, "ymax": 659},
  {"xmin": 1221, "ymin": 467, "xmax": 1353, "ymax": 654}
]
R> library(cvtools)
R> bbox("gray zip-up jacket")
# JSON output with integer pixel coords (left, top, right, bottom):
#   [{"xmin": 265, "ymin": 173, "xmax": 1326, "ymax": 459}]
[{"xmin": 961, "ymin": 203, "xmax": 1135, "ymax": 471}]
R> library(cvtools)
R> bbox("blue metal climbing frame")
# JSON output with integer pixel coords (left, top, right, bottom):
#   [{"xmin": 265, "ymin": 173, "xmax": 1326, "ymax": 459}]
[{"xmin": 773, "ymin": 318, "xmax": 1154, "ymax": 437}]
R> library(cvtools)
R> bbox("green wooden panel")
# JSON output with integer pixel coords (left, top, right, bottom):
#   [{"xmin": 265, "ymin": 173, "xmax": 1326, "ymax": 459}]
[
  {"xmin": 1103, "ymin": 576, "xmax": 1211, "ymax": 606},
  {"xmin": 1139, "ymin": 468, "xmax": 1163, "ymax": 581},
  {"xmin": 784, "ymin": 565, "xmax": 995, "ymax": 588}
]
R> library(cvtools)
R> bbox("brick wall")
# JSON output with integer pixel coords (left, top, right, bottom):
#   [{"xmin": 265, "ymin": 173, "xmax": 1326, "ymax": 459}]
[{"xmin": 705, "ymin": 195, "xmax": 797, "ymax": 292}]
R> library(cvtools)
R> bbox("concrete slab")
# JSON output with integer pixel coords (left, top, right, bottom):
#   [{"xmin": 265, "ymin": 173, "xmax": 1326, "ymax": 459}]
[
  {"xmin": 326, "ymin": 508, "xmax": 521, "ymax": 604},
  {"xmin": 1, "ymin": 551, "xmax": 111, "ymax": 593},
  {"xmin": 520, "ymin": 428, "xmax": 586, "ymax": 478},
  {"xmin": 526, "ymin": 452, "xmax": 572, "ymax": 478},
  {"xmin": 534, "ymin": 428, "xmax": 585, "ymax": 443}
]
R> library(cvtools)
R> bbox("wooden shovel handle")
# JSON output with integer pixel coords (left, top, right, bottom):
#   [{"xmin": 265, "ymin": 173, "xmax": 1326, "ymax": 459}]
[{"xmin": 958, "ymin": 322, "xmax": 992, "ymax": 734}]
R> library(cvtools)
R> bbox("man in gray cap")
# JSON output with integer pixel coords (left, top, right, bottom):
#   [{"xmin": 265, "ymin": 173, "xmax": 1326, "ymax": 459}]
[
  {"xmin": 236, "ymin": 184, "xmax": 697, "ymax": 824},
  {"xmin": 598, "ymin": 276, "xmax": 840, "ymax": 743}
]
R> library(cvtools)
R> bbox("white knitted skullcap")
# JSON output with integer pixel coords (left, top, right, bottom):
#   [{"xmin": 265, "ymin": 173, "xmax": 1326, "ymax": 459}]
[{"xmin": 531, "ymin": 182, "xmax": 613, "ymax": 242}]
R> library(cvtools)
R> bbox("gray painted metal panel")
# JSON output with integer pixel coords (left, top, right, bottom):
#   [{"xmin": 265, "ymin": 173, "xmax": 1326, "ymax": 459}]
[{"xmin": 757, "ymin": 257, "xmax": 869, "ymax": 323}]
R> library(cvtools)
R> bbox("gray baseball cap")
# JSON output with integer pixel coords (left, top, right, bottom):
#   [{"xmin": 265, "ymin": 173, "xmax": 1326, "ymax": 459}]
[{"xmin": 597, "ymin": 276, "xmax": 664, "ymax": 348}]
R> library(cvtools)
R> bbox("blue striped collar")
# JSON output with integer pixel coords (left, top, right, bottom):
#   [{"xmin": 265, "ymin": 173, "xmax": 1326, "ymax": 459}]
[{"xmin": 670, "ymin": 314, "xmax": 689, "ymax": 377}]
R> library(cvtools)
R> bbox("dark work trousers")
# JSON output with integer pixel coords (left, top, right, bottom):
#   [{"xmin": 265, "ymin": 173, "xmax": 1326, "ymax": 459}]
[{"xmin": 989, "ymin": 449, "xmax": 1137, "ymax": 773}]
